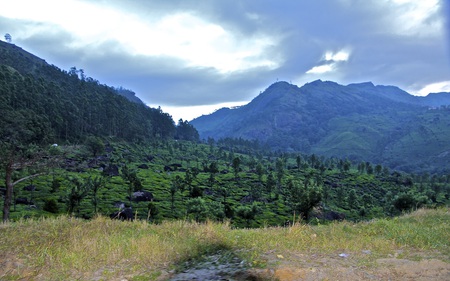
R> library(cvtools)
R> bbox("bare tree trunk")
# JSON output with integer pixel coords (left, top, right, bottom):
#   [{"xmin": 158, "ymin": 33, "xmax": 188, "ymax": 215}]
[
  {"xmin": 2, "ymin": 166, "xmax": 45, "ymax": 222},
  {"xmin": 3, "ymin": 161, "xmax": 13, "ymax": 222}
]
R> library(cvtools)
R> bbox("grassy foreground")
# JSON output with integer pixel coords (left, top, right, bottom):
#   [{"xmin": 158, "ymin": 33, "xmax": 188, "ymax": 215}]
[{"xmin": 1, "ymin": 208, "xmax": 449, "ymax": 280}]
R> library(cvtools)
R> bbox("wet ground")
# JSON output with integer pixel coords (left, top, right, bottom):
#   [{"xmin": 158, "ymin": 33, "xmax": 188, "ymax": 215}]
[
  {"xmin": 169, "ymin": 252, "xmax": 260, "ymax": 281},
  {"xmin": 166, "ymin": 250, "xmax": 450, "ymax": 281}
]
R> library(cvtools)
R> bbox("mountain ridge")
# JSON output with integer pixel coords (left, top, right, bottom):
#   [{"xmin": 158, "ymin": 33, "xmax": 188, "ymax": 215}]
[
  {"xmin": 0, "ymin": 40, "xmax": 145, "ymax": 105},
  {"xmin": 191, "ymin": 80, "xmax": 450, "ymax": 173}
]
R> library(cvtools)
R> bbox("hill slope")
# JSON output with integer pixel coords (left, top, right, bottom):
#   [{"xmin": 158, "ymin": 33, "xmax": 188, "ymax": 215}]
[
  {"xmin": 191, "ymin": 80, "xmax": 450, "ymax": 173},
  {"xmin": 0, "ymin": 41, "xmax": 145, "ymax": 104},
  {"xmin": 0, "ymin": 40, "xmax": 176, "ymax": 143}
]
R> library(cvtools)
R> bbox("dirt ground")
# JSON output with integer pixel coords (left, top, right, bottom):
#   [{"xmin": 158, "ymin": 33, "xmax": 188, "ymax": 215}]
[
  {"xmin": 260, "ymin": 258, "xmax": 450, "ymax": 281},
  {"xmin": 246, "ymin": 252, "xmax": 450, "ymax": 281}
]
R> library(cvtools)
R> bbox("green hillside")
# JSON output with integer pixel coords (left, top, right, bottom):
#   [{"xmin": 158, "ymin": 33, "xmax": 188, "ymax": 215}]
[{"xmin": 0, "ymin": 41, "xmax": 449, "ymax": 227}]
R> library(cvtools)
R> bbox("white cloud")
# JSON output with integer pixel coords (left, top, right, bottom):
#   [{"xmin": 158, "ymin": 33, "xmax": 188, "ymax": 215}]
[
  {"xmin": 324, "ymin": 50, "xmax": 350, "ymax": 62},
  {"xmin": 306, "ymin": 64, "xmax": 335, "ymax": 74},
  {"xmin": 306, "ymin": 49, "xmax": 351, "ymax": 74},
  {"xmin": 384, "ymin": 0, "xmax": 443, "ymax": 37},
  {"xmin": 0, "ymin": 0, "xmax": 279, "ymax": 73},
  {"xmin": 148, "ymin": 101, "xmax": 249, "ymax": 122},
  {"xmin": 414, "ymin": 81, "xmax": 450, "ymax": 96}
]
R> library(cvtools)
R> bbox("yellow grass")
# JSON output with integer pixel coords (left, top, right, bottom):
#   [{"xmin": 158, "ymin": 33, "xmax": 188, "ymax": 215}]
[{"xmin": 0, "ymin": 208, "xmax": 449, "ymax": 280}]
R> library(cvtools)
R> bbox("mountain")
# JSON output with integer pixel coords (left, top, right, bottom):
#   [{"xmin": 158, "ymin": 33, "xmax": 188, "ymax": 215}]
[
  {"xmin": 0, "ymin": 41, "xmax": 145, "ymax": 105},
  {"xmin": 191, "ymin": 80, "xmax": 450, "ymax": 173},
  {"xmin": 0, "ymin": 40, "xmax": 177, "ymax": 144}
]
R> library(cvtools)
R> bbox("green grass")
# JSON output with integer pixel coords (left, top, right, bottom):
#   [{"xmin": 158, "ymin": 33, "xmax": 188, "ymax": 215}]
[{"xmin": 1, "ymin": 208, "xmax": 449, "ymax": 280}]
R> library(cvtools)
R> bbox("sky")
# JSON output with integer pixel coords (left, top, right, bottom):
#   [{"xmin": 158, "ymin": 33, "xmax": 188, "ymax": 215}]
[{"xmin": 1, "ymin": 0, "xmax": 449, "ymax": 122}]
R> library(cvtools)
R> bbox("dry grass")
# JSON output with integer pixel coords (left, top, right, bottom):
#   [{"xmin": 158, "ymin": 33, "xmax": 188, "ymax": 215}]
[{"xmin": 0, "ymin": 208, "xmax": 449, "ymax": 280}]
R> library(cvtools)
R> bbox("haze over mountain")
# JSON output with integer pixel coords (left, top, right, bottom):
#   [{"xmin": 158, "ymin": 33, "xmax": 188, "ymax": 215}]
[{"xmin": 191, "ymin": 80, "xmax": 450, "ymax": 173}]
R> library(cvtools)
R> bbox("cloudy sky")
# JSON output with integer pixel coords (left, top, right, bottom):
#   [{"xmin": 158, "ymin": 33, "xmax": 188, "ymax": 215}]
[{"xmin": 1, "ymin": 0, "xmax": 449, "ymax": 121}]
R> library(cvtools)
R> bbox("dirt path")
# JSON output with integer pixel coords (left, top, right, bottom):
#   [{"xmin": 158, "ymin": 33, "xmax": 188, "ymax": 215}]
[
  {"xmin": 262, "ymin": 257, "xmax": 450, "ymax": 281},
  {"xmin": 165, "ymin": 252, "xmax": 450, "ymax": 281}
]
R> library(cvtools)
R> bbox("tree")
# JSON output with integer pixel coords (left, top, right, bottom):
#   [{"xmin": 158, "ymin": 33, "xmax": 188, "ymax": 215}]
[
  {"xmin": 375, "ymin": 164, "xmax": 383, "ymax": 176},
  {"xmin": 170, "ymin": 175, "xmax": 183, "ymax": 211},
  {"xmin": 89, "ymin": 176, "xmax": 105, "ymax": 214},
  {"xmin": 275, "ymin": 158, "xmax": 284, "ymax": 191},
  {"xmin": 0, "ymin": 99, "xmax": 56, "ymax": 222},
  {"xmin": 296, "ymin": 155, "xmax": 302, "ymax": 171},
  {"xmin": 232, "ymin": 156, "xmax": 241, "ymax": 180},
  {"xmin": 186, "ymin": 198, "xmax": 208, "ymax": 222},
  {"xmin": 1, "ymin": 143, "xmax": 52, "ymax": 222},
  {"xmin": 66, "ymin": 177, "xmax": 91, "ymax": 216},
  {"xmin": 4, "ymin": 33, "xmax": 11, "ymax": 43},
  {"xmin": 175, "ymin": 119, "xmax": 199, "ymax": 141},
  {"xmin": 147, "ymin": 201, "xmax": 159, "ymax": 221},
  {"xmin": 265, "ymin": 172, "xmax": 276, "ymax": 194},
  {"xmin": 285, "ymin": 179, "xmax": 322, "ymax": 220},
  {"xmin": 120, "ymin": 165, "xmax": 142, "ymax": 207},
  {"xmin": 85, "ymin": 136, "xmax": 104, "ymax": 157},
  {"xmin": 236, "ymin": 203, "xmax": 260, "ymax": 227},
  {"xmin": 393, "ymin": 193, "xmax": 416, "ymax": 212},
  {"xmin": 256, "ymin": 163, "xmax": 264, "ymax": 183}
]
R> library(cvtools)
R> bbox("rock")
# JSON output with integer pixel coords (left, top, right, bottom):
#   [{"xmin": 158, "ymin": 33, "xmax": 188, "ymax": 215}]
[
  {"xmin": 164, "ymin": 165, "xmax": 174, "ymax": 172},
  {"xmin": 110, "ymin": 207, "xmax": 134, "ymax": 220},
  {"xmin": 113, "ymin": 202, "xmax": 126, "ymax": 209},
  {"xmin": 131, "ymin": 190, "xmax": 153, "ymax": 202}
]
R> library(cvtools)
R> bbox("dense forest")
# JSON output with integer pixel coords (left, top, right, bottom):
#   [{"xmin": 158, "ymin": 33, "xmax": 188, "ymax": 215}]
[{"xmin": 1, "ymin": 41, "xmax": 449, "ymax": 225}]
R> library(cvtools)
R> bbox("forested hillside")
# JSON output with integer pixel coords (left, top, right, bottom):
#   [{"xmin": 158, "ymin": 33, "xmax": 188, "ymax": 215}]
[
  {"xmin": 191, "ymin": 81, "xmax": 450, "ymax": 173},
  {"xmin": 0, "ymin": 41, "xmax": 183, "ymax": 143}
]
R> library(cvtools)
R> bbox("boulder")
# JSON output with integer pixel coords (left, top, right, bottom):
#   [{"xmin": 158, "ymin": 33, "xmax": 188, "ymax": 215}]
[
  {"xmin": 131, "ymin": 190, "xmax": 154, "ymax": 202},
  {"xmin": 164, "ymin": 165, "xmax": 174, "ymax": 172},
  {"xmin": 110, "ymin": 207, "xmax": 134, "ymax": 220},
  {"xmin": 313, "ymin": 210, "xmax": 345, "ymax": 221},
  {"xmin": 113, "ymin": 202, "xmax": 125, "ymax": 209}
]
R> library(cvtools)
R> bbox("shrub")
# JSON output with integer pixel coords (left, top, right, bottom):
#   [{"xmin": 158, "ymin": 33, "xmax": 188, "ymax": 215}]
[{"xmin": 43, "ymin": 198, "xmax": 59, "ymax": 213}]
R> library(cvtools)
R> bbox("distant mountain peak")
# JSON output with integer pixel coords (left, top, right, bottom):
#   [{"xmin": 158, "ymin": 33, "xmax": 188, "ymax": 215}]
[
  {"xmin": 191, "ymin": 79, "xmax": 450, "ymax": 173},
  {"xmin": 347, "ymin": 81, "xmax": 375, "ymax": 88}
]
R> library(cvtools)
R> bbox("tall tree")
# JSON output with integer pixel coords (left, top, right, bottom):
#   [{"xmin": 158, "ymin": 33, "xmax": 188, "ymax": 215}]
[
  {"xmin": 66, "ymin": 176, "xmax": 91, "ymax": 216},
  {"xmin": 1, "ymin": 108, "xmax": 54, "ymax": 222},
  {"xmin": 1, "ymin": 143, "xmax": 49, "ymax": 222},
  {"xmin": 232, "ymin": 156, "xmax": 241, "ymax": 181},
  {"xmin": 120, "ymin": 165, "xmax": 142, "ymax": 207},
  {"xmin": 89, "ymin": 176, "xmax": 105, "ymax": 214}
]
